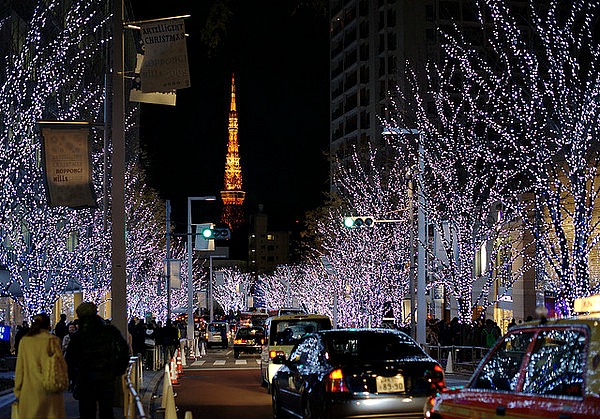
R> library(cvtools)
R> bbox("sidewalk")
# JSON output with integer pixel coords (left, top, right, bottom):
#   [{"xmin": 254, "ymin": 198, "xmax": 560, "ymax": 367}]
[{"xmin": 0, "ymin": 368, "xmax": 164, "ymax": 418}]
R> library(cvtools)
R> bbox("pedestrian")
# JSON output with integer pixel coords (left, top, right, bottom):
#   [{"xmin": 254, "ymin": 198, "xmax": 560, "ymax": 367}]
[
  {"xmin": 481, "ymin": 319, "xmax": 501, "ymax": 348},
  {"xmin": 62, "ymin": 321, "xmax": 78, "ymax": 354},
  {"xmin": 13, "ymin": 320, "xmax": 29, "ymax": 355},
  {"xmin": 14, "ymin": 313, "xmax": 66, "ymax": 418},
  {"xmin": 54, "ymin": 313, "xmax": 68, "ymax": 341},
  {"xmin": 65, "ymin": 302, "xmax": 130, "ymax": 419},
  {"xmin": 162, "ymin": 319, "xmax": 180, "ymax": 364}
]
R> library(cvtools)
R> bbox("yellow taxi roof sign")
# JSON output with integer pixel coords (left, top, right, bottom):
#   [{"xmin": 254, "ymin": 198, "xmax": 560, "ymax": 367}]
[{"xmin": 574, "ymin": 294, "xmax": 600, "ymax": 315}]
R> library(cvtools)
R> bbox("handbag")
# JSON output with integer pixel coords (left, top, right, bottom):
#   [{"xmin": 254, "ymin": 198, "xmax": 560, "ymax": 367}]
[{"xmin": 41, "ymin": 338, "xmax": 69, "ymax": 393}]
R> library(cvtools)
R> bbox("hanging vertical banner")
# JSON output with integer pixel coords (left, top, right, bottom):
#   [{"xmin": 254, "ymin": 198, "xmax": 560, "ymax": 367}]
[
  {"xmin": 41, "ymin": 126, "xmax": 97, "ymax": 208},
  {"xmin": 164, "ymin": 259, "xmax": 182, "ymax": 289},
  {"xmin": 140, "ymin": 18, "xmax": 190, "ymax": 93},
  {"xmin": 130, "ymin": 54, "xmax": 176, "ymax": 105}
]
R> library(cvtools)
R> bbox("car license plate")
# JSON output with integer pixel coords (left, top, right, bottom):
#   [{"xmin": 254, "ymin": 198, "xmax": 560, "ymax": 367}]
[{"xmin": 376, "ymin": 375, "xmax": 405, "ymax": 393}]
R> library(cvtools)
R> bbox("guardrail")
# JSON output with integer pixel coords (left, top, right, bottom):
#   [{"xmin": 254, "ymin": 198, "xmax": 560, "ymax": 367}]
[
  {"xmin": 123, "ymin": 356, "xmax": 147, "ymax": 419},
  {"xmin": 423, "ymin": 345, "xmax": 489, "ymax": 374}
]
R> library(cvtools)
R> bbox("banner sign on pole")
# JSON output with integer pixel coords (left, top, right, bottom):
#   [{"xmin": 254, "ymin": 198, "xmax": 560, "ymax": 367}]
[
  {"xmin": 164, "ymin": 259, "xmax": 182, "ymax": 289},
  {"xmin": 41, "ymin": 126, "xmax": 97, "ymax": 208},
  {"xmin": 140, "ymin": 18, "xmax": 190, "ymax": 93},
  {"xmin": 130, "ymin": 54, "xmax": 176, "ymax": 105}
]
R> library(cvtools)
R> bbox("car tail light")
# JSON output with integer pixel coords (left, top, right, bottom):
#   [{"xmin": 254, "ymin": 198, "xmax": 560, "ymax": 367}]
[
  {"xmin": 234, "ymin": 339, "xmax": 247, "ymax": 345},
  {"xmin": 269, "ymin": 350, "xmax": 285, "ymax": 359},
  {"xmin": 325, "ymin": 368, "xmax": 349, "ymax": 393},
  {"xmin": 427, "ymin": 365, "xmax": 446, "ymax": 391}
]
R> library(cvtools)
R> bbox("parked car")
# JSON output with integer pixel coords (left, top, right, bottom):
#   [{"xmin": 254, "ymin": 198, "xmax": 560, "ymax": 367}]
[
  {"xmin": 272, "ymin": 328, "xmax": 445, "ymax": 418},
  {"xmin": 260, "ymin": 314, "xmax": 332, "ymax": 392},
  {"xmin": 233, "ymin": 326, "xmax": 264, "ymax": 359},
  {"xmin": 425, "ymin": 296, "xmax": 600, "ymax": 419},
  {"xmin": 205, "ymin": 321, "xmax": 230, "ymax": 349}
]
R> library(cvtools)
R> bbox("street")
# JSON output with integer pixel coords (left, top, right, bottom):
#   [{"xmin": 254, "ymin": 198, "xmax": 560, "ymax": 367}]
[
  {"xmin": 174, "ymin": 346, "xmax": 469, "ymax": 418},
  {"xmin": 176, "ymin": 347, "xmax": 271, "ymax": 419}
]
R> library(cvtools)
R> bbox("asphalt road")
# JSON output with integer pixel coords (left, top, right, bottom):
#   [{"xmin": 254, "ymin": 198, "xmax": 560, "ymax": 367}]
[
  {"xmin": 174, "ymin": 346, "xmax": 470, "ymax": 418},
  {"xmin": 175, "ymin": 366, "xmax": 271, "ymax": 418}
]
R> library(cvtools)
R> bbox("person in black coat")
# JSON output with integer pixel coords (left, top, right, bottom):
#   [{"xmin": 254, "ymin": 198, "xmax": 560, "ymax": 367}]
[
  {"xmin": 54, "ymin": 313, "xmax": 68, "ymax": 341},
  {"xmin": 65, "ymin": 302, "xmax": 130, "ymax": 419}
]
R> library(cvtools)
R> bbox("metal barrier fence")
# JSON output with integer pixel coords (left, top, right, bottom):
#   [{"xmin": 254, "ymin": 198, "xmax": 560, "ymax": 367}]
[
  {"xmin": 123, "ymin": 356, "xmax": 147, "ymax": 419},
  {"xmin": 423, "ymin": 345, "xmax": 489, "ymax": 374},
  {"xmin": 145, "ymin": 345, "xmax": 166, "ymax": 371}
]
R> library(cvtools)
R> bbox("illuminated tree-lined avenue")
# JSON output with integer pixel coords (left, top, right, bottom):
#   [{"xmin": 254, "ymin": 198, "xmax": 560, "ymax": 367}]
[{"xmin": 1, "ymin": 0, "xmax": 600, "ymax": 329}]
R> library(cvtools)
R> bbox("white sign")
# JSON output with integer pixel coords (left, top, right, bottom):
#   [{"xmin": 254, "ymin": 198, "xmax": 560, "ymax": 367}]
[
  {"xmin": 140, "ymin": 18, "xmax": 190, "ymax": 92},
  {"xmin": 164, "ymin": 259, "xmax": 182, "ymax": 289},
  {"xmin": 130, "ymin": 54, "xmax": 176, "ymax": 105}
]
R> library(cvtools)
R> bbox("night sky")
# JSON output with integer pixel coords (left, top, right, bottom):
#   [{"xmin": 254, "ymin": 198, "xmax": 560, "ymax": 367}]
[{"xmin": 130, "ymin": 1, "xmax": 330, "ymax": 233}]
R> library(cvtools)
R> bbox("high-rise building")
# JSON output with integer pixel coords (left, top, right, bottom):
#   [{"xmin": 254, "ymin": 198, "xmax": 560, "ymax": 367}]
[
  {"xmin": 248, "ymin": 206, "xmax": 290, "ymax": 275},
  {"xmin": 220, "ymin": 73, "xmax": 246, "ymax": 231},
  {"xmin": 329, "ymin": 0, "xmax": 496, "ymax": 165}
]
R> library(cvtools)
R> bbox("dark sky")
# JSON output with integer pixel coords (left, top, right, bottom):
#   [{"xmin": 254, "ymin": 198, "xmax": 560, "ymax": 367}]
[{"xmin": 130, "ymin": 1, "xmax": 330, "ymax": 233}]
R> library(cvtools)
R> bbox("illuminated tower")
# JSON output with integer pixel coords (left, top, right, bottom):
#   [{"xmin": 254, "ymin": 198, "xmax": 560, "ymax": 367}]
[{"xmin": 220, "ymin": 73, "xmax": 246, "ymax": 230}]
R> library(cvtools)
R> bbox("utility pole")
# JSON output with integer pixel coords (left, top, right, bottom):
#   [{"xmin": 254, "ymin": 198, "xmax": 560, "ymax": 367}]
[
  {"xmin": 166, "ymin": 200, "xmax": 172, "ymax": 320},
  {"xmin": 110, "ymin": 0, "xmax": 127, "ymax": 337}
]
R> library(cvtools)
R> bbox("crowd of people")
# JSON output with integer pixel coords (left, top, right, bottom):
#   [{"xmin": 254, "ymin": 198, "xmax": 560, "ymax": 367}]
[
  {"xmin": 127, "ymin": 316, "xmax": 184, "ymax": 368},
  {"xmin": 11, "ymin": 303, "xmax": 184, "ymax": 419},
  {"xmin": 425, "ymin": 315, "xmax": 534, "ymax": 348}
]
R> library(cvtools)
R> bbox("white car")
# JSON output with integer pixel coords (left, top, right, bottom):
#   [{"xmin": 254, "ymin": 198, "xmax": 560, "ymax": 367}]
[{"xmin": 260, "ymin": 314, "xmax": 332, "ymax": 392}]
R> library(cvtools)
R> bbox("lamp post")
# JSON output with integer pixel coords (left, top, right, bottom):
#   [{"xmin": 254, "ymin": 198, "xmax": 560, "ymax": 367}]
[
  {"xmin": 383, "ymin": 128, "xmax": 427, "ymax": 345},
  {"xmin": 186, "ymin": 196, "xmax": 216, "ymax": 347}
]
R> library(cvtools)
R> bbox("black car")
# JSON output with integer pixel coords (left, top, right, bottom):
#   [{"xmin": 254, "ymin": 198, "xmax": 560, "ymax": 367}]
[
  {"xmin": 272, "ymin": 328, "xmax": 445, "ymax": 419},
  {"xmin": 233, "ymin": 326, "xmax": 264, "ymax": 359}
]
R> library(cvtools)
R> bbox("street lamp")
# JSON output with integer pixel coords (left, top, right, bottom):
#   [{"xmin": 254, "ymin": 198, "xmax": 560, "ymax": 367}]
[
  {"xmin": 187, "ymin": 196, "xmax": 216, "ymax": 348},
  {"xmin": 383, "ymin": 127, "xmax": 427, "ymax": 346}
]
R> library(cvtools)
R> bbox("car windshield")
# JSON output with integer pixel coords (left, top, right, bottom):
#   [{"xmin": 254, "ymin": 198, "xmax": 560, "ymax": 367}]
[
  {"xmin": 237, "ymin": 327, "xmax": 264, "ymax": 338},
  {"xmin": 323, "ymin": 331, "xmax": 424, "ymax": 361},
  {"xmin": 270, "ymin": 319, "xmax": 331, "ymax": 345}
]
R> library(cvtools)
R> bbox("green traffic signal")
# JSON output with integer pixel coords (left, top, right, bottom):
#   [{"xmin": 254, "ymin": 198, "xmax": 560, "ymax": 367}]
[
  {"xmin": 343, "ymin": 216, "xmax": 375, "ymax": 228},
  {"xmin": 200, "ymin": 226, "xmax": 231, "ymax": 239}
]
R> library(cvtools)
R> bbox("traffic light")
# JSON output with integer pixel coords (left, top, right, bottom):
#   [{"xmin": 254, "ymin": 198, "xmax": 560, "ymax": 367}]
[
  {"xmin": 343, "ymin": 216, "xmax": 375, "ymax": 228},
  {"xmin": 201, "ymin": 226, "xmax": 231, "ymax": 240},
  {"xmin": 195, "ymin": 223, "xmax": 215, "ymax": 251}
]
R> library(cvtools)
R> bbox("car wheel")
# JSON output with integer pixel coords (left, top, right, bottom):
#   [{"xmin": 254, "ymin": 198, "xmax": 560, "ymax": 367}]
[{"xmin": 259, "ymin": 364, "xmax": 268, "ymax": 387}]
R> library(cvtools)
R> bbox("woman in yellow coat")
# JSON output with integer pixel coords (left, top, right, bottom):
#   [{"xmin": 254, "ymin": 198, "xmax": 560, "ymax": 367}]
[{"xmin": 14, "ymin": 313, "xmax": 66, "ymax": 418}]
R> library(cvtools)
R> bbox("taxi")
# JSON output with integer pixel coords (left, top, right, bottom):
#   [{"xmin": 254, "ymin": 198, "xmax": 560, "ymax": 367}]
[
  {"xmin": 425, "ymin": 295, "xmax": 600, "ymax": 419},
  {"xmin": 260, "ymin": 313, "xmax": 332, "ymax": 392}
]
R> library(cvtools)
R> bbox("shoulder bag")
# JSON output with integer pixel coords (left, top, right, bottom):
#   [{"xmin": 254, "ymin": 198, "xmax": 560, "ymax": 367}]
[{"xmin": 42, "ymin": 337, "xmax": 69, "ymax": 393}]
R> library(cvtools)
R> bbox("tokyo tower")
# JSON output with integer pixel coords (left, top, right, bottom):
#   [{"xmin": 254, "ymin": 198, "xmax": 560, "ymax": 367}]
[{"xmin": 220, "ymin": 73, "xmax": 246, "ymax": 230}]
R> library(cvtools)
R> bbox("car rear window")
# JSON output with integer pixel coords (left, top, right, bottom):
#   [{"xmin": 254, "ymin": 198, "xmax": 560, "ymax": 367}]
[
  {"xmin": 324, "ymin": 331, "xmax": 424, "ymax": 361},
  {"xmin": 237, "ymin": 327, "xmax": 264, "ymax": 338},
  {"xmin": 209, "ymin": 323, "xmax": 227, "ymax": 332},
  {"xmin": 269, "ymin": 319, "xmax": 331, "ymax": 345}
]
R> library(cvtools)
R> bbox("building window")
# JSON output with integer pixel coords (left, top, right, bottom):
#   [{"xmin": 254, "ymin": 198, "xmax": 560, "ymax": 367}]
[{"xmin": 267, "ymin": 234, "xmax": 275, "ymax": 241}]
